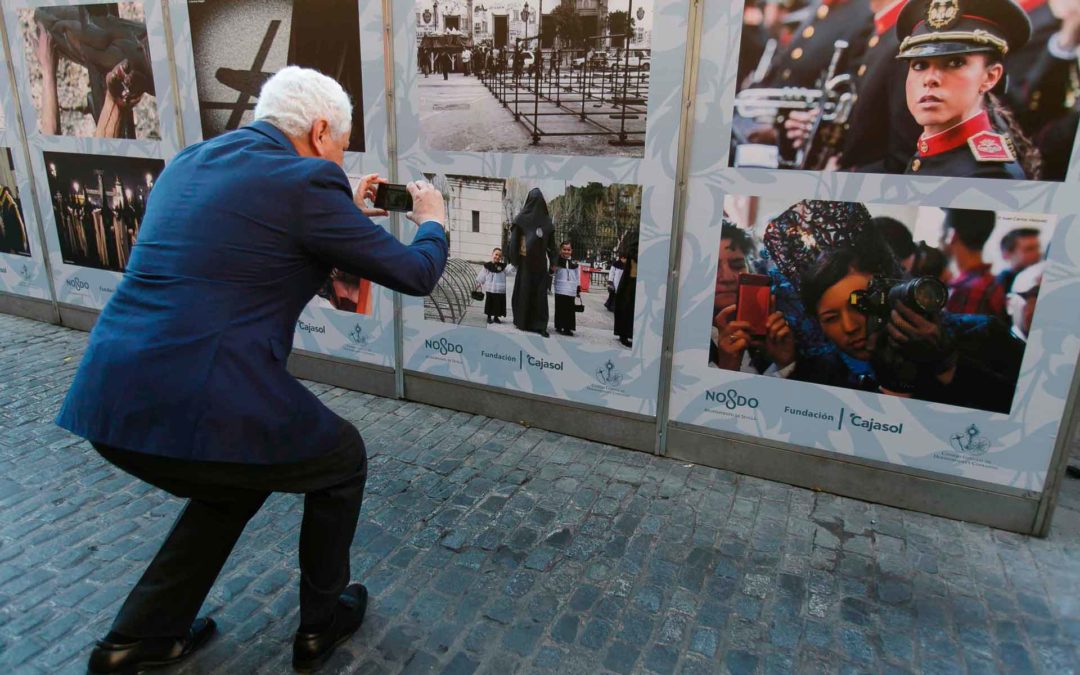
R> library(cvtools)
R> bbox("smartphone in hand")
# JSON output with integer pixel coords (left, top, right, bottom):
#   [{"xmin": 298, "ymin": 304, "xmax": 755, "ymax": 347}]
[
  {"xmin": 736, "ymin": 273, "xmax": 770, "ymax": 337},
  {"xmin": 373, "ymin": 183, "xmax": 414, "ymax": 212}
]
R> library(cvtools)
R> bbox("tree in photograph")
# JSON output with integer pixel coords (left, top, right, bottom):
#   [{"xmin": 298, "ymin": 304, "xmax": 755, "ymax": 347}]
[
  {"xmin": 607, "ymin": 10, "xmax": 634, "ymax": 49},
  {"xmin": 501, "ymin": 178, "xmax": 531, "ymax": 250},
  {"xmin": 548, "ymin": 3, "xmax": 584, "ymax": 50}
]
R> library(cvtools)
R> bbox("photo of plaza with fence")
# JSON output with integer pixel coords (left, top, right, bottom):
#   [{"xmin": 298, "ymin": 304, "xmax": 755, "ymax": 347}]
[{"xmin": 415, "ymin": 0, "xmax": 653, "ymax": 157}]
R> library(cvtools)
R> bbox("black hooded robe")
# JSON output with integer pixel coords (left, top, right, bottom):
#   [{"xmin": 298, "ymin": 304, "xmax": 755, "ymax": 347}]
[
  {"xmin": 613, "ymin": 231, "xmax": 638, "ymax": 341},
  {"xmin": 509, "ymin": 188, "xmax": 557, "ymax": 333}
]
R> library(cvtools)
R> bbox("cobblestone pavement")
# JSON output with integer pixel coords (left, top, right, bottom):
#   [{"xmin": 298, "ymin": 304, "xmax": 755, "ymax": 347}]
[{"xmin": 0, "ymin": 313, "xmax": 1078, "ymax": 675}]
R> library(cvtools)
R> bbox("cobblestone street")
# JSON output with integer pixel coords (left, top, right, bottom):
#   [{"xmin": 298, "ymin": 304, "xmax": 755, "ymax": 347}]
[{"xmin": 0, "ymin": 313, "xmax": 1078, "ymax": 674}]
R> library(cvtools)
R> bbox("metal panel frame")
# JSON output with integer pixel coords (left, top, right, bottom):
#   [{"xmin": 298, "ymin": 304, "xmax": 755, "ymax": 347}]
[{"xmin": 404, "ymin": 370, "xmax": 656, "ymax": 453}]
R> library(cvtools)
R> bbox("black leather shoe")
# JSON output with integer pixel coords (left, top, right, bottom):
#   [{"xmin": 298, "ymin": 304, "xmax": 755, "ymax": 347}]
[
  {"xmin": 293, "ymin": 584, "xmax": 368, "ymax": 673},
  {"xmin": 539, "ymin": 330, "xmax": 550, "ymax": 338},
  {"xmin": 87, "ymin": 617, "xmax": 216, "ymax": 673}
]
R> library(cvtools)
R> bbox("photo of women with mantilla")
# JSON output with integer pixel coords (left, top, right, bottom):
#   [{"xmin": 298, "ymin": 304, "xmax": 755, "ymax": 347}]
[
  {"xmin": 509, "ymin": 188, "xmax": 558, "ymax": 338},
  {"xmin": 709, "ymin": 198, "xmax": 1056, "ymax": 414},
  {"xmin": 730, "ymin": 0, "xmax": 1080, "ymax": 180}
]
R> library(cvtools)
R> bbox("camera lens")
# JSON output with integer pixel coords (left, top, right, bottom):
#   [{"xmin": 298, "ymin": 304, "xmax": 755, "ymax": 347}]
[{"xmin": 909, "ymin": 277, "xmax": 947, "ymax": 313}]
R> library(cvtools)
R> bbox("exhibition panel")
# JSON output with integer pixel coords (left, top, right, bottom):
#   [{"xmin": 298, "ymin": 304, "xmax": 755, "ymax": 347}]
[
  {"xmin": 0, "ymin": 35, "xmax": 52, "ymax": 310},
  {"xmin": 394, "ymin": 0, "xmax": 690, "ymax": 421},
  {"xmin": 0, "ymin": 0, "xmax": 1076, "ymax": 532},
  {"xmin": 1, "ymin": 0, "xmax": 183, "ymax": 311},
  {"xmin": 165, "ymin": 0, "xmax": 398, "ymax": 368},
  {"xmin": 666, "ymin": 0, "xmax": 1080, "ymax": 533}
]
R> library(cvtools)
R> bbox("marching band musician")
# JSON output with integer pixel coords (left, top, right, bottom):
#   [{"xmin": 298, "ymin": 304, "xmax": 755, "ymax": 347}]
[
  {"xmin": 1009, "ymin": 0, "xmax": 1080, "ymax": 179},
  {"xmin": 757, "ymin": 0, "xmax": 873, "ymax": 88},
  {"xmin": 779, "ymin": 0, "xmax": 916, "ymax": 172},
  {"xmin": 897, "ymin": 0, "xmax": 1041, "ymax": 179},
  {"xmin": 836, "ymin": 0, "xmax": 923, "ymax": 172}
]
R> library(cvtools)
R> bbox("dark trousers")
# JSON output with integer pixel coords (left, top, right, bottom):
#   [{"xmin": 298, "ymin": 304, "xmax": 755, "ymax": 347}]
[{"xmin": 93, "ymin": 423, "xmax": 367, "ymax": 638}]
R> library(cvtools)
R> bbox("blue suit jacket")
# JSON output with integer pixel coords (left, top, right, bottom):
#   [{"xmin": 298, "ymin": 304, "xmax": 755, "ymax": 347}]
[{"xmin": 56, "ymin": 121, "xmax": 448, "ymax": 464}]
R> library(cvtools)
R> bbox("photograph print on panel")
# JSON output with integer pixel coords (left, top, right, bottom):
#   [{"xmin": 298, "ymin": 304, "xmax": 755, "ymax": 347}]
[
  {"xmin": 731, "ymin": 0, "xmax": 1080, "ymax": 181},
  {"xmin": 187, "ymin": 0, "xmax": 365, "ymax": 152},
  {"xmin": 414, "ymin": 0, "xmax": 655, "ymax": 158},
  {"xmin": 0, "ymin": 149, "xmax": 30, "ymax": 257},
  {"xmin": 422, "ymin": 173, "xmax": 641, "ymax": 348},
  {"xmin": 19, "ymin": 3, "xmax": 161, "ymax": 140},
  {"xmin": 43, "ymin": 151, "xmax": 165, "ymax": 273},
  {"xmin": 709, "ymin": 196, "xmax": 1056, "ymax": 416},
  {"xmin": 305, "ymin": 173, "xmax": 377, "ymax": 317}
]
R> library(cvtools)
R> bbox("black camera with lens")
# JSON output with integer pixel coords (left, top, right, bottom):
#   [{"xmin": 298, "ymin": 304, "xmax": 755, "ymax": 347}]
[
  {"xmin": 849, "ymin": 276, "xmax": 950, "ymax": 393},
  {"xmin": 849, "ymin": 276, "xmax": 948, "ymax": 331}
]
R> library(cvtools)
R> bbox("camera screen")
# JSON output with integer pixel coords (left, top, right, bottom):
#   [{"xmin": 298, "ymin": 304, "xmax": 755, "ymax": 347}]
[{"xmin": 385, "ymin": 188, "xmax": 411, "ymax": 209}]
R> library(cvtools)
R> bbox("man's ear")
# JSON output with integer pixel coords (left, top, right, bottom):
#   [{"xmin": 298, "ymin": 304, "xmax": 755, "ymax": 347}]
[{"xmin": 309, "ymin": 119, "xmax": 332, "ymax": 158}]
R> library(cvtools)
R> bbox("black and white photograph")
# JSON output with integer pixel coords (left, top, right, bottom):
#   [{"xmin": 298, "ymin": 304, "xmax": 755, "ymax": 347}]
[
  {"xmin": 0, "ymin": 149, "xmax": 30, "ymax": 257},
  {"xmin": 188, "ymin": 0, "xmax": 365, "ymax": 152},
  {"xmin": 424, "ymin": 173, "xmax": 642, "ymax": 348},
  {"xmin": 19, "ymin": 3, "xmax": 160, "ymax": 140},
  {"xmin": 415, "ymin": 0, "xmax": 654, "ymax": 157},
  {"xmin": 43, "ymin": 151, "xmax": 163, "ymax": 272},
  {"xmin": 732, "ymin": 0, "xmax": 1080, "ymax": 181},
  {"xmin": 709, "ymin": 195, "xmax": 1056, "ymax": 414}
]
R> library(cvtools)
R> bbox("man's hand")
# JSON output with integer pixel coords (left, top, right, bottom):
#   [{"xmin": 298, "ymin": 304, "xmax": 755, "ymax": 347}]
[
  {"xmin": 784, "ymin": 109, "xmax": 818, "ymax": 150},
  {"xmin": 354, "ymin": 173, "xmax": 388, "ymax": 218},
  {"xmin": 105, "ymin": 60, "xmax": 148, "ymax": 109},
  {"xmin": 33, "ymin": 22, "xmax": 57, "ymax": 76},
  {"xmin": 406, "ymin": 180, "xmax": 446, "ymax": 228}
]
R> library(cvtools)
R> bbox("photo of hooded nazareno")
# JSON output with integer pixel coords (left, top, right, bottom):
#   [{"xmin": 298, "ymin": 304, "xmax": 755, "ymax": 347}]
[
  {"xmin": 0, "ymin": 149, "xmax": 30, "ymax": 258},
  {"xmin": 710, "ymin": 197, "xmax": 1056, "ymax": 414},
  {"xmin": 422, "ymin": 174, "xmax": 642, "ymax": 348},
  {"xmin": 731, "ymin": 0, "xmax": 1080, "ymax": 181}
]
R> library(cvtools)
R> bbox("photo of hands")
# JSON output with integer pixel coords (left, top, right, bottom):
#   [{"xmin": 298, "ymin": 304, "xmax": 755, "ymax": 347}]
[{"xmin": 20, "ymin": 3, "xmax": 160, "ymax": 140}]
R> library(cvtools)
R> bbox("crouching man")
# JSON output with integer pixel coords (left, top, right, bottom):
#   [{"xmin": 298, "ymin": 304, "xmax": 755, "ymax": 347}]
[{"xmin": 56, "ymin": 66, "xmax": 449, "ymax": 673}]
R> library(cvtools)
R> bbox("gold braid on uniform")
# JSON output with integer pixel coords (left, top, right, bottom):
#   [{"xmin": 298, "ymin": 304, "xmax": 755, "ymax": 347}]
[{"xmin": 898, "ymin": 30, "xmax": 1009, "ymax": 56}]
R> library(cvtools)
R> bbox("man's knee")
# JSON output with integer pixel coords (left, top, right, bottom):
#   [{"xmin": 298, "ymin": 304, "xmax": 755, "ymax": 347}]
[{"xmin": 337, "ymin": 422, "xmax": 367, "ymax": 478}]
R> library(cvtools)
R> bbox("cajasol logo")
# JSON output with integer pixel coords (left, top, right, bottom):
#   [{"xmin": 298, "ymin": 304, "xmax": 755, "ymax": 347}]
[
  {"xmin": 66, "ymin": 277, "xmax": 90, "ymax": 291},
  {"xmin": 424, "ymin": 337, "xmax": 463, "ymax": 356},
  {"xmin": 18, "ymin": 264, "xmax": 33, "ymax": 282},
  {"xmin": 704, "ymin": 387, "xmax": 759, "ymax": 410},
  {"xmin": 524, "ymin": 353, "xmax": 563, "ymax": 371},
  {"xmin": 949, "ymin": 424, "xmax": 990, "ymax": 456},
  {"xmin": 848, "ymin": 413, "xmax": 903, "ymax": 435},
  {"xmin": 296, "ymin": 320, "xmax": 326, "ymax": 334}
]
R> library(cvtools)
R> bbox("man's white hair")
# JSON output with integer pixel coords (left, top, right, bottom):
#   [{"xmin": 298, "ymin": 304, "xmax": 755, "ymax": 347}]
[{"xmin": 253, "ymin": 66, "xmax": 352, "ymax": 139}]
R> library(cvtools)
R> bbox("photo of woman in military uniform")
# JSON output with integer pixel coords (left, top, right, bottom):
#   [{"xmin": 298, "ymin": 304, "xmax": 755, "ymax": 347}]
[{"xmin": 731, "ymin": 0, "xmax": 1080, "ymax": 181}]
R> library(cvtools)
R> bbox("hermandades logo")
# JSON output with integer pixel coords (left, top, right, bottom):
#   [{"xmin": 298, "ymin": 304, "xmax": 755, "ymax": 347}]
[
  {"xmin": 425, "ymin": 337, "xmax": 463, "ymax": 356},
  {"xmin": 296, "ymin": 320, "xmax": 325, "ymax": 334},
  {"xmin": 347, "ymin": 324, "xmax": 370, "ymax": 347},
  {"xmin": 66, "ymin": 277, "xmax": 89, "ymax": 292},
  {"xmin": 949, "ymin": 424, "xmax": 990, "ymax": 456},
  {"xmin": 18, "ymin": 264, "xmax": 33, "ymax": 283},
  {"xmin": 595, "ymin": 360, "xmax": 623, "ymax": 387},
  {"xmin": 704, "ymin": 388, "xmax": 759, "ymax": 411}
]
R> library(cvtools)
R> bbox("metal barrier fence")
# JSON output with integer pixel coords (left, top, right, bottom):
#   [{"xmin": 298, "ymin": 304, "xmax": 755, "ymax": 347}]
[
  {"xmin": 424, "ymin": 259, "xmax": 478, "ymax": 324},
  {"xmin": 475, "ymin": 40, "xmax": 648, "ymax": 148}
]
